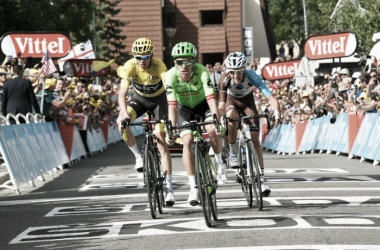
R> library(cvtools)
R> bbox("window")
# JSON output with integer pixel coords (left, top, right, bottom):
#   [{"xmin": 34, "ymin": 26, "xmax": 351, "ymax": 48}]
[{"xmin": 201, "ymin": 10, "xmax": 223, "ymax": 26}]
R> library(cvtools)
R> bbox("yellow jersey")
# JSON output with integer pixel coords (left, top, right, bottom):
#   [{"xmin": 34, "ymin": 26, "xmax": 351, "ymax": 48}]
[{"xmin": 120, "ymin": 57, "xmax": 167, "ymax": 98}]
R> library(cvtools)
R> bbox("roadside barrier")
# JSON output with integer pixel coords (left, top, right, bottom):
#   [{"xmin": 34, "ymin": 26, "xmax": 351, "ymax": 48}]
[
  {"xmin": 263, "ymin": 112, "xmax": 380, "ymax": 166},
  {"xmin": 0, "ymin": 113, "xmax": 123, "ymax": 194},
  {"xmin": 0, "ymin": 114, "xmax": 69, "ymax": 194}
]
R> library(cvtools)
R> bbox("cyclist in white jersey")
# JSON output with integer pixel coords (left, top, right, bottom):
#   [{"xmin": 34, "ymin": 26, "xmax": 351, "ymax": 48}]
[{"xmin": 218, "ymin": 52, "xmax": 280, "ymax": 196}]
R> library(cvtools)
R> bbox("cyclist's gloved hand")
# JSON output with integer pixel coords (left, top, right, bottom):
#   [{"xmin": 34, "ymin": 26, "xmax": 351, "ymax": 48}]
[{"xmin": 165, "ymin": 134, "xmax": 176, "ymax": 145}]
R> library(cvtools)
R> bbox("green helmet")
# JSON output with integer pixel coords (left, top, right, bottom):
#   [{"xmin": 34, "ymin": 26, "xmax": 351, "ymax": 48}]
[{"xmin": 172, "ymin": 42, "xmax": 197, "ymax": 59}]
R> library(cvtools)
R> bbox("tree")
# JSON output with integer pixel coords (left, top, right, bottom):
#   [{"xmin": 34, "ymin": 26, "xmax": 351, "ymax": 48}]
[
  {"xmin": 93, "ymin": 0, "xmax": 130, "ymax": 76},
  {"xmin": 319, "ymin": 0, "xmax": 380, "ymax": 54},
  {"xmin": 268, "ymin": 0, "xmax": 338, "ymax": 58},
  {"xmin": 0, "ymin": 0, "xmax": 93, "ymax": 45}
]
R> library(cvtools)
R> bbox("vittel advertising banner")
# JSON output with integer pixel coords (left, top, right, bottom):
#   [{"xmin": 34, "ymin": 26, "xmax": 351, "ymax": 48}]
[
  {"xmin": 0, "ymin": 32, "xmax": 71, "ymax": 58},
  {"xmin": 63, "ymin": 59, "xmax": 110, "ymax": 77},
  {"xmin": 304, "ymin": 32, "xmax": 357, "ymax": 60},
  {"xmin": 262, "ymin": 60, "xmax": 301, "ymax": 80}
]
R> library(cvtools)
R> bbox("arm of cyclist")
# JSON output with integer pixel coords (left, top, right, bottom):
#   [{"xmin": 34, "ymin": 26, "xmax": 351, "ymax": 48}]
[
  {"xmin": 203, "ymin": 72, "xmax": 224, "ymax": 135},
  {"xmin": 165, "ymin": 69, "xmax": 179, "ymax": 145}
]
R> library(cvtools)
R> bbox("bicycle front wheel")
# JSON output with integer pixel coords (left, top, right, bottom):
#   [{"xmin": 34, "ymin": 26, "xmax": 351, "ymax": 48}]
[
  {"xmin": 144, "ymin": 146, "xmax": 158, "ymax": 219},
  {"xmin": 153, "ymin": 149, "xmax": 165, "ymax": 214},
  {"xmin": 238, "ymin": 142, "xmax": 253, "ymax": 207},
  {"xmin": 247, "ymin": 140, "xmax": 263, "ymax": 211},
  {"xmin": 205, "ymin": 153, "xmax": 218, "ymax": 221},
  {"xmin": 195, "ymin": 146, "xmax": 212, "ymax": 227}
]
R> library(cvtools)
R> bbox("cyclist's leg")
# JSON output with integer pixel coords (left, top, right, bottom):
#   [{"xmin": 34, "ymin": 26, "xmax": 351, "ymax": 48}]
[
  {"xmin": 202, "ymin": 108, "xmax": 226, "ymax": 184},
  {"xmin": 125, "ymin": 95, "xmax": 147, "ymax": 171},
  {"xmin": 178, "ymin": 105, "xmax": 198, "ymax": 204},
  {"xmin": 226, "ymin": 99, "xmax": 240, "ymax": 168},
  {"xmin": 153, "ymin": 93, "xmax": 175, "ymax": 204}
]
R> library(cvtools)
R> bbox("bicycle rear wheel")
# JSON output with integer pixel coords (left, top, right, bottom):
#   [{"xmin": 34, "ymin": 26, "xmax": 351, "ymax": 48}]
[
  {"xmin": 195, "ymin": 147, "xmax": 212, "ymax": 227},
  {"xmin": 238, "ymin": 142, "xmax": 253, "ymax": 207},
  {"xmin": 247, "ymin": 140, "xmax": 263, "ymax": 211},
  {"xmin": 144, "ymin": 146, "xmax": 158, "ymax": 219},
  {"xmin": 205, "ymin": 154, "xmax": 218, "ymax": 221}
]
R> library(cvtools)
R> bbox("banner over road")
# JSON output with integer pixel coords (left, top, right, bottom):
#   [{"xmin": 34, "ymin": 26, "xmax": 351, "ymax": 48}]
[
  {"xmin": 304, "ymin": 32, "xmax": 357, "ymax": 60},
  {"xmin": 0, "ymin": 32, "xmax": 71, "ymax": 58}
]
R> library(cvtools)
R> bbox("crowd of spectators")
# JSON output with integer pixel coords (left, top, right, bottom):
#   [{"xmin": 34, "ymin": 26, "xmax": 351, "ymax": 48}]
[
  {"xmin": 206, "ymin": 55, "xmax": 380, "ymax": 126},
  {"xmin": 0, "ymin": 55, "xmax": 121, "ymax": 131},
  {"xmin": 1, "ymin": 48, "xmax": 379, "ymax": 130}
]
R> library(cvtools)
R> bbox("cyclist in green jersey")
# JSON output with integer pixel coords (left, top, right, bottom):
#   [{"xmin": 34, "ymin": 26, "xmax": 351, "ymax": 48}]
[{"xmin": 165, "ymin": 42, "xmax": 226, "ymax": 206}]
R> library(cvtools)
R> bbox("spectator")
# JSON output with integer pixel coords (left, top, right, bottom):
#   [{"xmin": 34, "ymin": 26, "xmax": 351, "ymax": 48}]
[
  {"xmin": 288, "ymin": 41, "xmax": 294, "ymax": 58},
  {"xmin": 210, "ymin": 67, "xmax": 221, "ymax": 101},
  {"xmin": 1, "ymin": 65, "xmax": 41, "ymax": 124},
  {"xmin": 278, "ymin": 44, "xmax": 285, "ymax": 58},
  {"xmin": 37, "ymin": 78, "xmax": 71, "ymax": 121},
  {"xmin": 339, "ymin": 68, "xmax": 351, "ymax": 79},
  {"xmin": 0, "ymin": 68, "xmax": 7, "ymax": 115},
  {"xmin": 205, "ymin": 64, "xmax": 213, "ymax": 74},
  {"xmin": 366, "ymin": 71, "xmax": 379, "ymax": 100}
]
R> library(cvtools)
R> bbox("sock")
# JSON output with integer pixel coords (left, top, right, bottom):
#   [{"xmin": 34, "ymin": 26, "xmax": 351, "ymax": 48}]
[
  {"xmin": 166, "ymin": 175, "xmax": 173, "ymax": 192},
  {"xmin": 129, "ymin": 144, "xmax": 142, "ymax": 158},
  {"xmin": 188, "ymin": 175, "xmax": 196, "ymax": 189},
  {"xmin": 229, "ymin": 142, "xmax": 238, "ymax": 156},
  {"xmin": 214, "ymin": 151, "xmax": 223, "ymax": 165}
]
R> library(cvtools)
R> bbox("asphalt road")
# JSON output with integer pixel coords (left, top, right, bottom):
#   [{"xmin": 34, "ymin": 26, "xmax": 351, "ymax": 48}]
[{"xmin": 1, "ymin": 138, "xmax": 380, "ymax": 250}]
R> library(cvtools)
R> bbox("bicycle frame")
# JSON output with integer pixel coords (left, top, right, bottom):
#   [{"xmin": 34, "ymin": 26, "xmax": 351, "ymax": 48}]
[{"xmin": 121, "ymin": 112, "xmax": 165, "ymax": 219}]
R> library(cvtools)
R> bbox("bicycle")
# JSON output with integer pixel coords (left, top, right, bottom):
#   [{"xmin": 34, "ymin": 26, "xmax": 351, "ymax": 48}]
[
  {"xmin": 121, "ymin": 111, "xmax": 165, "ymax": 219},
  {"xmin": 166, "ymin": 114, "xmax": 219, "ymax": 227},
  {"xmin": 223, "ymin": 111, "xmax": 270, "ymax": 211}
]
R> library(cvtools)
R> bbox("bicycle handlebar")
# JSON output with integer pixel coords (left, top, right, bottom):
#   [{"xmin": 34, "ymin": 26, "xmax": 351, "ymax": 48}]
[
  {"xmin": 165, "ymin": 114, "xmax": 220, "ymax": 141},
  {"xmin": 223, "ymin": 113, "xmax": 271, "ymax": 136}
]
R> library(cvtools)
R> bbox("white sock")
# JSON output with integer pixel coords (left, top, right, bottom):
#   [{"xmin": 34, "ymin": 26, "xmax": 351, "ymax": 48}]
[
  {"xmin": 188, "ymin": 175, "xmax": 196, "ymax": 189},
  {"xmin": 129, "ymin": 144, "xmax": 142, "ymax": 158},
  {"xmin": 166, "ymin": 175, "xmax": 173, "ymax": 192},
  {"xmin": 214, "ymin": 152, "xmax": 223, "ymax": 165},
  {"xmin": 229, "ymin": 142, "xmax": 238, "ymax": 156}
]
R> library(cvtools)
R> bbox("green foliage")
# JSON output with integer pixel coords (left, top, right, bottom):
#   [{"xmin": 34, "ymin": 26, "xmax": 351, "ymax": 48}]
[
  {"xmin": 0, "ymin": 0, "xmax": 93, "ymax": 44},
  {"xmin": 319, "ymin": 0, "xmax": 380, "ymax": 54},
  {"xmin": 269, "ymin": 0, "xmax": 380, "ymax": 56},
  {"xmin": 94, "ymin": 0, "xmax": 130, "ymax": 76}
]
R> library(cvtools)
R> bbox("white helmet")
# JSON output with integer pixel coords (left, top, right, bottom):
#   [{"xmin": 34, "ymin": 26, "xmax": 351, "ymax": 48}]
[{"xmin": 225, "ymin": 52, "xmax": 247, "ymax": 69}]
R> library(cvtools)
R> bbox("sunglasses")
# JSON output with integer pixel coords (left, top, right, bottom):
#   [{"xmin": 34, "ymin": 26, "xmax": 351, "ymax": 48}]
[
  {"xmin": 228, "ymin": 69, "xmax": 245, "ymax": 75},
  {"xmin": 134, "ymin": 54, "xmax": 151, "ymax": 61},
  {"xmin": 175, "ymin": 59, "xmax": 193, "ymax": 67},
  {"xmin": 370, "ymin": 75, "xmax": 377, "ymax": 78}
]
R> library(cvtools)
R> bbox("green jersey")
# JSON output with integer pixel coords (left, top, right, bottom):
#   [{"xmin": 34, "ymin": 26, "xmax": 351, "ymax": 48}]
[{"xmin": 165, "ymin": 63, "xmax": 216, "ymax": 108}]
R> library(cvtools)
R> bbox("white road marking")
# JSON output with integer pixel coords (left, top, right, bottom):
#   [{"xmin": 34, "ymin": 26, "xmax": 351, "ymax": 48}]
[{"xmin": 2, "ymin": 190, "xmax": 380, "ymax": 206}]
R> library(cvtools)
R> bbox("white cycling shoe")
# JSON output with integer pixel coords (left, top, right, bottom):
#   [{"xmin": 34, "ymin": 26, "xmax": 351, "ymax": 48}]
[
  {"xmin": 134, "ymin": 156, "xmax": 143, "ymax": 172},
  {"xmin": 228, "ymin": 155, "xmax": 239, "ymax": 168},
  {"xmin": 187, "ymin": 188, "xmax": 199, "ymax": 206},
  {"xmin": 261, "ymin": 181, "xmax": 271, "ymax": 197},
  {"xmin": 217, "ymin": 163, "xmax": 227, "ymax": 185},
  {"xmin": 165, "ymin": 191, "xmax": 176, "ymax": 206}
]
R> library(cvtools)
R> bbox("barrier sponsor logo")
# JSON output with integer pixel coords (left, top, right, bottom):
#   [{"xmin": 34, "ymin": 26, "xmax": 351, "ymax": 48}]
[
  {"xmin": 0, "ymin": 32, "xmax": 71, "ymax": 58},
  {"xmin": 304, "ymin": 32, "xmax": 357, "ymax": 60},
  {"xmin": 262, "ymin": 60, "xmax": 301, "ymax": 80}
]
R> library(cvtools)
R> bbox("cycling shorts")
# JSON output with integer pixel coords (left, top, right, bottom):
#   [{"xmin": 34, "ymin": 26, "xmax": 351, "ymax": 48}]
[
  {"xmin": 127, "ymin": 91, "xmax": 168, "ymax": 133},
  {"xmin": 225, "ymin": 94, "xmax": 259, "ymax": 132},
  {"xmin": 177, "ymin": 100, "xmax": 212, "ymax": 137}
]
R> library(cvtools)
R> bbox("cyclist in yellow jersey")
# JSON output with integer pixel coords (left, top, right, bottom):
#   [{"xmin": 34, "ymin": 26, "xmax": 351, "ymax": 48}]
[{"xmin": 117, "ymin": 38, "xmax": 175, "ymax": 206}]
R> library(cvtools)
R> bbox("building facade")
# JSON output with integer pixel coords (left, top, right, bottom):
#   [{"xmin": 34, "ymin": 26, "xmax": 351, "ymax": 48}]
[{"xmin": 117, "ymin": 0, "xmax": 275, "ymax": 67}]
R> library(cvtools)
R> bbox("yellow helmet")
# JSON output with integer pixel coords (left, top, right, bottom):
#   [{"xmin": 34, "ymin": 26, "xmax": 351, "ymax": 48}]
[{"xmin": 132, "ymin": 38, "xmax": 154, "ymax": 55}]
